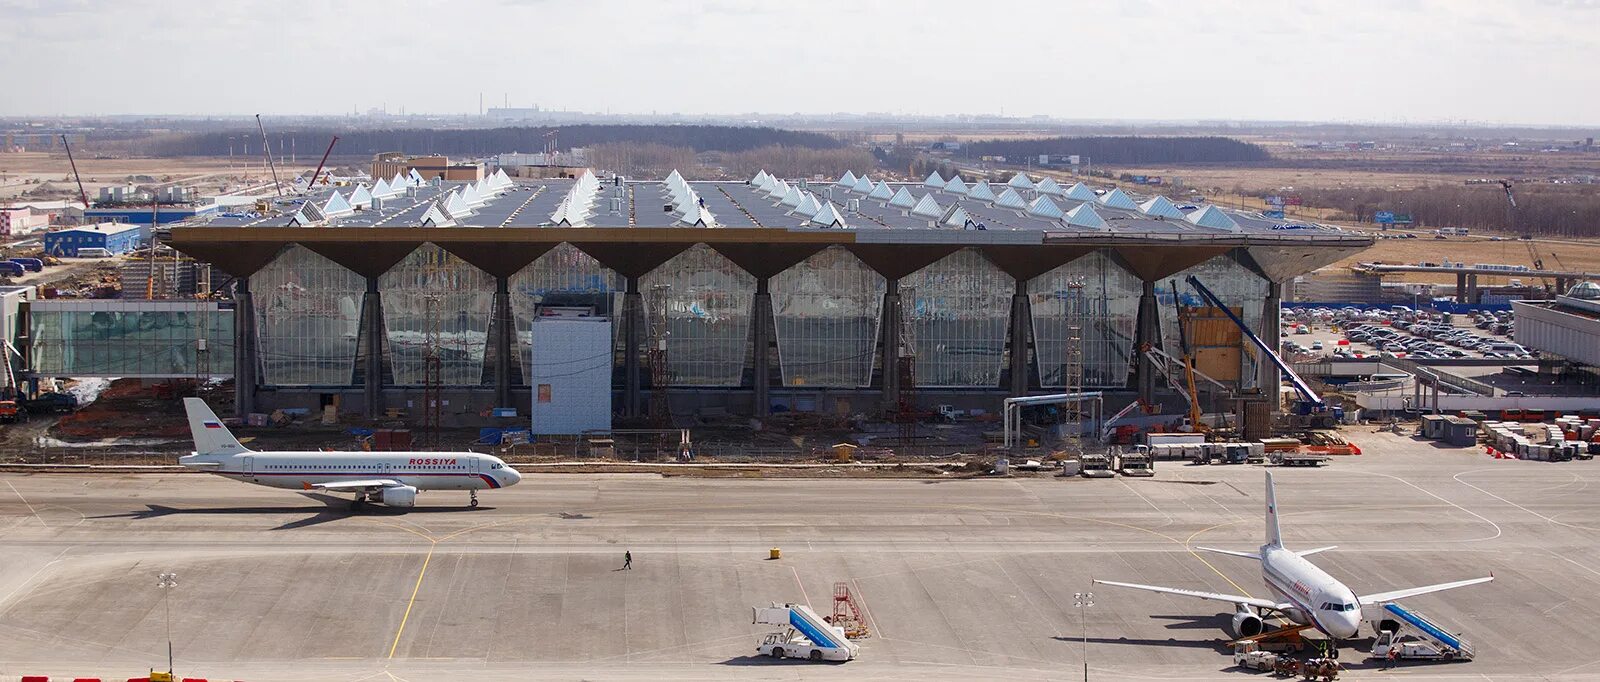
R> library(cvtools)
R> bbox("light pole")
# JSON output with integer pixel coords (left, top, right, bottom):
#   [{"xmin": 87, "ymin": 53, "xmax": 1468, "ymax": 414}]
[
  {"xmin": 1074, "ymin": 590, "xmax": 1093, "ymax": 681},
  {"xmin": 157, "ymin": 572, "xmax": 178, "ymax": 677}
]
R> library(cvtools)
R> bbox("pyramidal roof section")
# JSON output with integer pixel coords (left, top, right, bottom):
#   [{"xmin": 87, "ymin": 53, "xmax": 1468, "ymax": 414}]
[
  {"xmin": 371, "ymin": 178, "xmax": 392, "ymax": 199},
  {"xmin": 391, "ymin": 171, "xmax": 409, "ymax": 190},
  {"xmin": 1064, "ymin": 182, "xmax": 1097, "ymax": 201},
  {"xmin": 679, "ymin": 201, "xmax": 717, "ymax": 227},
  {"xmin": 1007, "ymin": 173, "xmax": 1035, "ymax": 190},
  {"xmin": 1139, "ymin": 195, "xmax": 1186, "ymax": 219},
  {"xmin": 868, "ymin": 181, "xmax": 894, "ymax": 200},
  {"xmin": 1098, "ymin": 188, "xmax": 1139, "ymax": 210},
  {"xmin": 419, "ymin": 203, "xmax": 455, "ymax": 227},
  {"xmin": 781, "ymin": 185, "xmax": 805, "ymax": 208},
  {"xmin": 322, "ymin": 190, "xmax": 353, "ymax": 217},
  {"xmin": 751, "ymin": 169, "xmax": 769, "ymax": 186},
  {"xmin": 347, "ymin": 183, "xmax": 374, "ymax": 208},
  {"xmin": 794, "ymin": 192, "xmax": 821, "ymax": 216},
  {"xmin": 446, "ymin": 190, "xmax": 472, "ymax": 217},
  {"xmin": 1186, "ymin": 204, "xmax": 1240, "ymax": 231},
  {"xmin": 851, "ymin": 173, "xmax": 874, "ymax": 193},
  {"xmin": 910, "ymin": 193, "xmax": 943, "ymax": 218},
  {"xmin": 491, "ymin": 168, "xmax": 512, "ymax": 190},
  {"xmin": 888, "ymin": 186, "xmax": 918, "ymax": 208},
  {"xmin": 1064, "ymin": 202, "xmax": 1107, "ymax": 229},
  {"xmin": 941, "ymin": 204, "xmax": 973, "ymax": 228},
  {"xmin": 923, "ymin": 171, "xmax": 944, "ymax": 188},
  {"xmin": 995, "ymin": 187, "xmax": 1029, "ymax": 210},
  {"xmin": 943, "ymin": 175, "xmax": 969, "ymax": 195},
  {"xmin": 666, "ymin": 169, "xmax": 684, "ymax": 185},
  {"xmin": 1035, "ymin": 177, "xmax": 1063, "ymax": 196},
  {"xmin": 408, "ymin": 169, "xmax": 425, "ymax": 186},
  {"xmin": 967, "ymin": 181, "xmax": 997, "ymax": 201},
  {"xmin": 810, "ymin": 201, "xmax": 847, "ymax": 228},
  {"xmin": 1027, "ymin": 195, "xmax": 1065, "ymax": 219},
  {"xmin": 837, "ymin": 170, "xmax": 858, "ymax": 187}
]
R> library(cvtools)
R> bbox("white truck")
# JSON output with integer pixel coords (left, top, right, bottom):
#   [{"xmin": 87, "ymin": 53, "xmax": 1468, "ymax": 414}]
[
  {"xmin": 753, "ymin": 603, "xmax": 859, "ymax": 662},
  {"xmin": 1367, "ymin": 602, "xmax": 1474, "ymax": 662}
]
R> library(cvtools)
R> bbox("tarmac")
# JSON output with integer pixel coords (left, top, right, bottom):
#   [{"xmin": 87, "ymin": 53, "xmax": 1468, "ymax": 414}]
[{"xmin": 3, "ymin": 430, "xmax": 1600, "ymax": 680}]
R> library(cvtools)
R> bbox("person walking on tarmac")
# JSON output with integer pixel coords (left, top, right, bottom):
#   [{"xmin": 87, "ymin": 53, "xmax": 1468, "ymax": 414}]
[
  {"xmin": 623, "ymin": 550, "xmax": 632, "ymax": 570},
  {"xmin": 1386, "ymin": 646, "xmax": 1399, "ymax": 669}
]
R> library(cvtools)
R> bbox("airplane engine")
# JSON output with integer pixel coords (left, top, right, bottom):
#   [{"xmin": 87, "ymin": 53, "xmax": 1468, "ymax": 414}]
[
  {"xmin": 376, "ymin": 485, "xmax": 418, "ymax": 508},
  {"xmin": 1231, "ymin": 607, "xmax": 1264, "ymax": 638}
]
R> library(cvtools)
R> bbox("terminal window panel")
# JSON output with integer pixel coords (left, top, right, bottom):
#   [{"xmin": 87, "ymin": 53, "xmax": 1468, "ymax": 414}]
[
  {"xmin": 30, "ymin": 305, "xmax": 234, "ymax": 377},
  {"xmin": 1155, "ymin": 254, "xmax": 1269, "ymax": 390},
  {"xmin": 253, "ymin": 245, "xmax": 365, "ymax": 386},
  {"xmin": 378, "ymin": 243, "xmax": 496, "ymax": 386},
  {"xmin": 769, "ymin": 246, "xmax": 885, "ymax": 388},
  {"xmin": 509, "ymin": 243, "xmax": 623, "ymax": 385},
  {"xmin": 900, "ymin": 249, "xmax": 1014, "ymax": 387},
  {"xmin": 1029, "ymin": 251, "xmax": 1141, "ymax": 388},
  {"xmin": 641, "ymin": 244, "xmax": 756, "ymax": 387}
]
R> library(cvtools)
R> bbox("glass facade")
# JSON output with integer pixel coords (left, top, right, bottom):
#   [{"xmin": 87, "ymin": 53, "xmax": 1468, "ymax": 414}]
[
  {"xmin": 509, "ymin": 243, "xmax": 623, "ymax": 385},
  {"xmin": 30, "ymin": 301, "xmax": 233, "ymax": 377},
  {"xmin": 1156, "ymin": 253, "xmax": 1268, "ymax": 389},
  {"xmin": 769, "ymin": 246, "xmax": 885, "ymax": 387},
  {"xmin": 1029, "ymin": 251, "xmax": 1140, "ymax": 388},
  {"xmin": 641, "ymin": 244, "xmax": 755, "ymax": 387},
  {"xmin": 253, "ymin": 245, "xmax": 365, "ymax": 386},
  {"xmin": 900, "ymin": 249, "xmax": 1014, "ymax": 387},
  {"xmin": 378, "ymin": 243, "xmax": 496, "ymax": 385}
]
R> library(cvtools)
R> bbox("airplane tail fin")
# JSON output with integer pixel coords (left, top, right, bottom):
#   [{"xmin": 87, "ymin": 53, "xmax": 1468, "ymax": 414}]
[
  {"xmin": 1264, "ymin": 471, "xmax": 1283, "ymax": 548},
  {"xmin": 183, "ymin": 398, "xmax": 250, "ymax": 457}
]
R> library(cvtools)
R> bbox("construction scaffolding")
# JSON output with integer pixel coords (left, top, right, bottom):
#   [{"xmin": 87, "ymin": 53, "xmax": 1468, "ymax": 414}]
[
  {"xmin": 647, "ymin": 283, "xmax": 671, "ymax": 425},
  {"xmin": 895, "ymin": 285, "xmax": 918, "ymax": 443},
  {"xmin": 1060, "ymin": 278, "xmax": 1087, "ymax": 456}
]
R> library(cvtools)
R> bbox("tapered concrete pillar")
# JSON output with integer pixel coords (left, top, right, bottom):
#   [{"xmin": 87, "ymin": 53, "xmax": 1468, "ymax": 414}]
[
  {"xmin": 881, "ymin": 281, "xmax": 901, "ymax": 410},
  {"xmin": 752, "ymin": 278, "xmax": 772, "ymax": 417},
  {"xmin": 1008, "ymin": 291, "xmax": 1030, "ymax": 396},
  {"xmin": 233, "ymin": 277, "xmax": 256, "ymax": 418},
  {"xmin": 1258, "ymin": 281, "xmax": 1283, "ymax": 412},
  {"xmin": 494, "ymin": 276, "xmax": 512, "ymax": 409},
  {"xmin": 1135, "ymin": 280, "xmax": 1159, "ymax": 406},
  {"xmin": 363, "ymin": 277, "xmax": 383, "ymax": 419},
  {"xmin": 623, "ymin": 276, "xmax": 642, "ymax": 418}
]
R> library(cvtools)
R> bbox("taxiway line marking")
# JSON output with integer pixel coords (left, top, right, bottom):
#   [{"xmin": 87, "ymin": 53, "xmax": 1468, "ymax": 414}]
[
  {"xmin": 4, "ymin": 480, "xmax": 42, "ymax": 525},
  {"xmin": 387, "ymin": 542, "xmax": 436, "ymax": 659}
]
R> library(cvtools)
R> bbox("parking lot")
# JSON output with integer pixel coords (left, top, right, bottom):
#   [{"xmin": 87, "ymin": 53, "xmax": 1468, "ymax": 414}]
[{"xmin": 1282, "ymin": 307, "xmax": 1526, "ymax": 362}]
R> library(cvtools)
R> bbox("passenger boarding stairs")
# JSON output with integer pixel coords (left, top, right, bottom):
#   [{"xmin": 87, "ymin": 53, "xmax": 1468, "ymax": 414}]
[
  {"xmin": 753, "ymin": 603, "xmax": 860, "ymax": 660},
  {"xmin": 1370, "ymin": 602, "xmax": 1475, "ymax": 660}
]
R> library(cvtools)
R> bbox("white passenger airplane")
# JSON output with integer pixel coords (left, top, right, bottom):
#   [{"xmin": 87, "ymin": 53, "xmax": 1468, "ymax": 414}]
[
  {"xmin": 1095, "ymin": 471, "xmax": 1491, "ymax": 641},
  {"xmin": 179, "ymin": 398, "xmax": 521, "ymax": 509}
]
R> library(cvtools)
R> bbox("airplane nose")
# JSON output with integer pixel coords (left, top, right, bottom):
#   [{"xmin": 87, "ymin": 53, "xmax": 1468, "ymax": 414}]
[
  {"xmin": 1337, "ymin": 612, "xmax": 1362, "ymax": 640},
  {"xmin": 503, "ymin": 466, "xmax": 523, "ymax": 486}
]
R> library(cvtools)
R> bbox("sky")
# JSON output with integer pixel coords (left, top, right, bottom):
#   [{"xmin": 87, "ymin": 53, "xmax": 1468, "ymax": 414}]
[{"xmin": 3, "ymin": 0, "xmax": 1598, "ymax": 126}]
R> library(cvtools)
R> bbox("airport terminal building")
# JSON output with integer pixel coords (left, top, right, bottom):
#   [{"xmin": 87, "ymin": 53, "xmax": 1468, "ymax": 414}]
[{"xmin": 109, "ymin": 168, "xmax": 1374, "ymax": 427}]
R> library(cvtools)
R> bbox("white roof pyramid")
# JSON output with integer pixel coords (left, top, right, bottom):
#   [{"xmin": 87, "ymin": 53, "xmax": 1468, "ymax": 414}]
[
  {"xmin": 910, "ymin": 193, "xmax": 943, "ymax": 219},
  {"xmin": 967, "ymin": 181, "xmax": 997, "ymax": 202},
  {"xmin": 1064, "ymin": 202, "xmax": 1107, "ymax": 229},
  {"xmin": 794, "ymin": 192, "xmax": 821, "ymax": 216},
  {"xmin": 1139, "ymin": 195, "xmax": 1186, "ymax": 219},
  {"xmin": 408, "ymin": 169, "xmax": 425, "ymax": 186},
  {"xmin": 371, "ymin": 178, "xmax": 392, "ymax": 199},
  {"xmin": 852, "ymin": 173, "xmax": 874, "ymax": 194},
  {"xmin": 941, "ymin": 204, "xmax": 974, "ymax": 229},
  {"xmin": 943, "ymin": 175, "xmax": 969, "ymax": 195},
  {"xmin": 1027, "ymin": 195, "xmax": 1064, "ymax": 219},
  {"xmin": 868, "ymin": 181, "xmax": 894, "ymax": 200},
  {"xmin": 390, "ymin": 171, "xmax": 408, "ymax": 190},
  {"xmin": 837, "ymin": 170, "xmax": 858, "ymax": 188},
  {"xmin": 751, "ymin": 170, "xmax": 770, "ymax": 186},
  {"xmin": 1035, "ymin": 177, "xmax": 1063, "ymax": 196},
  {"xmin": 923, "ymin": 171, "xmax": 945, "ymax": 188},
  {"xmin": 446, "ymin": 189, "xmax": 472, "ymax": 217},
  {"xmin": 322, "ymin": 191, "xmax": 353, "ymax": 217},
  {"xmin": 347, "ymin": 183, "xmax": 373, "ymax": 208},
  {"xmin": 810, "ymin": 201, "xmax": 847, "ymax": 228},
  {"xmin": 995, "ymin": 187, "xmax": 1029, "ymax": 210},
  {"xmin": 1099, "ymin": 188, "xmax": 1139, "ymax": 210},
  {"xmin": 419, "ymin": 202, "xmax": 455, "ymax": 227},
  {"xmin": 1007, "ymin": 173, "xmax": 1035, "ymax": 190},
  {"xmin": 678, "ymin": 201, "xmax": 716, "ymax": 227},
  {"xmin": 1064, "ymin": 182, "xmax": 1096, "ymax": 201},
  {"xmin": 1186, "ymin": 204, "xmax": 1240, "ymax": 231},
  {"xmin": 888, "ymin": 186, "xmax": 918, "ymax": 209},
  {"xmin": 781, "ymin": 185, "xmax": 805, "ymax": 208}
]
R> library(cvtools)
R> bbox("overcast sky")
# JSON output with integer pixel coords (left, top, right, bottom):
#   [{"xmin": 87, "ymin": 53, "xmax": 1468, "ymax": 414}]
[{"xmin": 3, "ymin": 0, "xmax": 1597, "ymax": 126}]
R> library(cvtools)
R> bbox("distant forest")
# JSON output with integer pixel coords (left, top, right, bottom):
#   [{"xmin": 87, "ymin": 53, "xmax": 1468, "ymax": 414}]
[
  {"xmin": 962, "ymin": 136, "xmax": 1272, "ymax": 165},
  {"xmin": 140, "ymin": 124, "xmax": 845, "ymax": 157}
]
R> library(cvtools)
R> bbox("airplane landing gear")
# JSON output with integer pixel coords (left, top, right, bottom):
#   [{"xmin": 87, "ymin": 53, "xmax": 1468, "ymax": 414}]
[
  {"xmin": 469, "ymin": 490, "xmax": 479, "ymax": 508},
  {"xmin": 350, "ymin": 494, "xmax": 367, "ymax": 511}
]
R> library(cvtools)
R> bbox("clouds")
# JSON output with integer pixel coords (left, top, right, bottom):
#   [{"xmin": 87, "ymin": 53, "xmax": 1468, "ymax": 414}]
[{"xmin": 0, "ymin": 0, "xmax": 1595, "ymax": 125}]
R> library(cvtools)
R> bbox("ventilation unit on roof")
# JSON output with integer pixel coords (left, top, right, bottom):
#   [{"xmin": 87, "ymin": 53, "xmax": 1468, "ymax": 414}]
[
  {"xmin": 611, "ymin": 198, "xmax": 622, "ymax": 214},
  {"xmin": 847, "ymin": 199, "xmax": 860, "ymax": 213},
  {"xmin": 663, "ymin": 203, "xmax": 673, "ymax": 213}
]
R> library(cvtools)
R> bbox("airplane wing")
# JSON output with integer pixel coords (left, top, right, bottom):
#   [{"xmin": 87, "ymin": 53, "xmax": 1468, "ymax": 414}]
[
  {"xmin": 303, "ymin": 479, "xmax": 403, "ymax": 492},
  {"xmin": 1295, "ymin": 546, "xmax": 1337, "ymax": 557},
  {"xmin": 1093, "ymin": 579, "xmax": 1288, "ymax": 612},
  {"xmin": 1358, "ymin": 576, "xmax": 1493, "ymax": 604},
  {"xmin": 1196, "ymin": 547, "xmax": 1261, "ymax": 560}
]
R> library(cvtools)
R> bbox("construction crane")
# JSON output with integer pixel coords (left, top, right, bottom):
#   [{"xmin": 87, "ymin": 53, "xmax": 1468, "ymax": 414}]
[
  {"xmin": 60, "ymin": 134, "xmax": 90, "ymax": 210},
  {"xmin": 1169, "ymin": 279, "xmax": 1208, "ymax": 433},
  {"xmin": 1500, "ymin": 180, "xmax": 1544, "ymax": 271}
]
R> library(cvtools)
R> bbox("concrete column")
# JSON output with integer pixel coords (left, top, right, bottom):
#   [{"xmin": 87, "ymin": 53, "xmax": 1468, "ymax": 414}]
[
  {"xmin": 752, "ymin": 278, "xmax": 772, "ymax": 417},
  {"xmin": 1456, "ymin": 272, "xmax": 1468, "ymax": 302},
  {"xmin": 881, "ymin": 280, "xmax": 901, "ymax": 410},
  {"xmin": 1467, "ymin": 274, "xmax": 1480, "ymax": 304},
  {"xmin": 494, "ymin": 276, "xmax": 512, "ymax": 409},
  {"xmin": 1135, "ymin": 280, "xmax": 1159, "ymax": 406},
  {"xmin": 623, "ymin": 276, "xmax": 642, "ymax": 418},
  {"xmin": 1259, "ymin": 281, "xmax": 1284, "ymax": 412},
  {"xmin": 1008, "ymin": 291, "xmax": 1030, "ymax": 396},
  {"xmin": 363, "ymin": 277, "xmax": 383, "ymax": 419},
  {"xmin": 233, "ymin": 277, "xmax": 256, "ymax": 418}
]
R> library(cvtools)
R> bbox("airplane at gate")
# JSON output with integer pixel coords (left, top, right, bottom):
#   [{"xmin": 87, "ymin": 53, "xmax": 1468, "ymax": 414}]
[
  {"xmin": 1095, "ymin": 471, "xmax": 1491, "ymax": 641},
  {"xmin": 180, "ymin": 398, "xmax": 521, "ymax": 509}
]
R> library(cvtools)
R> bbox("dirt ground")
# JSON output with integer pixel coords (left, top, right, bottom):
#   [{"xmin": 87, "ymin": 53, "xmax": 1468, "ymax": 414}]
[{"xmin": 0, "ymin": 151, "xmax": 314, "ymax": 202}]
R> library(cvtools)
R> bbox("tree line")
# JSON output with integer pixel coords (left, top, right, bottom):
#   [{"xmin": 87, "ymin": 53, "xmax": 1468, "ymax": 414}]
[
  {"xmin": 1270, "ymin": 183, "xmax": 1600, "ymax": 238},
  {"xmin": 962, "ymin": 136, "xmax": 1272, "ymax": 164},
  {"xmin": 137, "ymin": 124, "xmax": 845, "ymax": 157}
]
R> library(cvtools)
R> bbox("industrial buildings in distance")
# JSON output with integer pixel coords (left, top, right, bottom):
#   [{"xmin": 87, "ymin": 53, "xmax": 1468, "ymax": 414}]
[{"xmin": 64, "ymin": 161, "xmax": 1375, "ymax": 430}]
